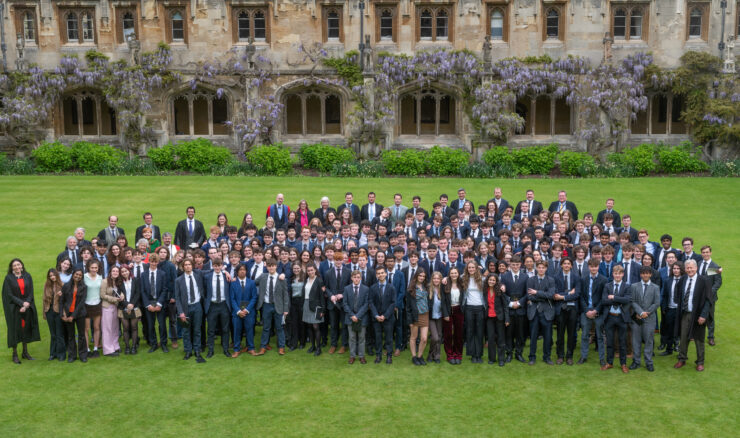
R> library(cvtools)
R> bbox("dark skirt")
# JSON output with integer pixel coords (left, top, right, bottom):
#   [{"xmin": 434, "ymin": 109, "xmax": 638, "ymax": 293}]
[{"xmin": 86, "ymin": 303, "xmax": 102, "ymax": 318}]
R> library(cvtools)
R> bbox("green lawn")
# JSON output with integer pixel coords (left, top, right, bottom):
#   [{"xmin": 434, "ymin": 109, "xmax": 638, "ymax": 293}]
[{"xmin": 0, "ymin": 176, "xmax": 738, "ymax": 436}]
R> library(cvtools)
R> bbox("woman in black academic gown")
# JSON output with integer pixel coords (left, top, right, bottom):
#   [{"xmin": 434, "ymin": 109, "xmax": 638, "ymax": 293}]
[{"xmin": 2, "ymin": 258, "xmax": 41, "ymax": 364}]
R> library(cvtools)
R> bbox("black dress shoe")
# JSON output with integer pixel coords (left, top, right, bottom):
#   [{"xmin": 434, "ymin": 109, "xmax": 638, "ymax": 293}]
[
  {"xmin": 657, "ymin": 343, "xmax": 666, "ymax": 351},
  {"xmin": 544, "ymin": 359, "xmax": 554, "ymax": 365},
  {"xmin": 418, "ymin": 357, "xmax": 427, "ymax": 365},
  {"xmin": 132, "ymin": 347, "xmax": 138, "ymax": 355},
  {"xmin": 206, "ymin": 350, "xmax": 214, "ymax": 359},
  {"xmin": 488, "ymin": 360, "xmax": 495, "ymax": 365},
  {"xmin": 629, "ymin": 362, "xmax": 640, "ymax": 370},
  {"xmin": 505, "ymin": 353, "xmax": 512, "ymax": 363},
  {"xmin": 148, "ymin": 345, "xmax": 158, "ymax": 353},
  {"xmin": 455, "ymin": 359, "xmax": 461, "ymax": 365},
  {"xmin": 528, "ymin": 360, "xmax": 536, "ymax": 365},
  {"xmin": 89, "ymin": 351, "xmax": 99, "ymax": 358},
  {"xmin": 374, "ymin": 355, "xmax": 382, "ymax": 364},
  {"xmin": 161, "ymin": 345, "xmax": 169, "ymax": 353},
  {"xmin": 67, "ymin": 357, "xmax": 76, "ymax": 363},
  {"xmin": 314, "ymin": 347, "xmax": 321, "ymax": 356},
  {"xmin": 195, "ymin": 354, "xmax": 206, "ymax": 363},
  {"xmin": 48, "ymin": 355, "xmax": 55, "ymax": 361},
  {"xmin": 223, "ymin": 350, "xmax": 231, "ymax": 358},
  {"xmin": 80, "ymin": 357, "xmax": 88, "ymax": 363},
  {"xmin": 124, "ymin": 347, "xmax": 131, "ymax": 355},
  {"xmin": 576, "ymin": 358, "xmax": 587, "ymax": 365},
  {"xmin": 289, "ymin": 346, "xmax": 297, "ymax": 352},
  {"xmin": 515, "ymin": 354, "xmax": 526, "ymax": 363},
  {"xmin": 184, "ymin": 352, "xmax": 192, "ymax": 360},
  {"xmin": 298, "ymin": 344, "xmax": 305, "ymax": 350},
  {"xmin": 386, "ymin": 355, "xmax": 392, "ymax": 364},
  {"xmin": 646, "ymin": 364, "xmax": 655, "ymax": 372},
  {"xmin": 658, "ymin": 350, "xmax": 673, "ymax": 356},
  {"xmin": 307, "ymin": 346, "xmax": 316, "ymax": 353},
  {"xmin": 12, "ymin": 353, "xmax": 20, "ymax": 364},
  {"xmin": 412, "ymin": 357, "xmax": 420, "ymax": 365},
  {"xmin": 499, "ymin": 360, "xmax": 505, "ymax": 367}
]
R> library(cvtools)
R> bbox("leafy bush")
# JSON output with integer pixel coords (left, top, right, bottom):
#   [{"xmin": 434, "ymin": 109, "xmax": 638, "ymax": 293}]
[
  {"xmin": 512, "ymin": 144, "xmax": 559, "ymax": 175},
  {"xmin": 31, "ymin": 142, "xmax": 74, "ymax": 172},
  {"xmin": 147, "ymin": 144, "xmax": 177, "ymax": 170},
  {"xmin": 70, "ymin": 141, "xmax": 125, "ymax": 174},
  {"xmin": 381, "ymin": 149, "xmax": 425, "ymax": 176},
  {"xmin": 558, "ymin": 150, "xmax": 596, "ymax": 177},
  {"xmin": 482, "ymin": 146, "xmax": 515, "ymax": 168},
  {"xmin": 424, "ymin": 146, "xmax": 469, "ymax": 176},
  {"xmin": 656, "ymin": 142, "xmax": 708, "ymax": 174},
  {"xmin": 709, "ymin": 159, "xmax": 740, "ymax": 177},
  {"xmin": 208, "ymin": 159, "xmax": 259, "ymax": 176},
  {"xmin": 606, "ymin": 144, "xmax": 657, "ymax": 176},
  {"xmin": 330, "ymin": 160, "xmax": 385, "ymax": 177},
  {"xmin": 174, "ymin": 138, "xmax": 232, "ymax": 173},
  {"xmin": 246, "ymin": 143, "xmax": 294, "ymax": 175},
  {"xmin": 299, "ymin": 143, "xmax": 355, "ymax": 173},
  {"xmin": 0, "ymin": 156, "xmax": 36, "ymax": 175},
  {"xmin": 117, "ymin": 158, "xmax": 161, "ymax": 175}
]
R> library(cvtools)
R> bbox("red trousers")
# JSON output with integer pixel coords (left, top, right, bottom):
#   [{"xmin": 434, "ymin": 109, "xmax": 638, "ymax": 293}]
[{"xmin": 443, "ymin": 305, "xmax": 464, "ymax": 360}]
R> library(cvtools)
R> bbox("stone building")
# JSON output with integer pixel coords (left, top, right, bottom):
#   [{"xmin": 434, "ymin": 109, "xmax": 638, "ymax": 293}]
[{"xmin": 1, "ymin": 0, "xmax": 736, "ymax": 154}]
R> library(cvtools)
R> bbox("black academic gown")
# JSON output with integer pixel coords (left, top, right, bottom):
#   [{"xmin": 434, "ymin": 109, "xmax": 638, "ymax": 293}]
[{"xmin": 2, "ymin": 273, "xmax": 41, "ymax": 348}]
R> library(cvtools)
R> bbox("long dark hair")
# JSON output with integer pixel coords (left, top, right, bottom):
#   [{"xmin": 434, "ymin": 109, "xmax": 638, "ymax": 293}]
[
  {"xmin": 409, "ymin": 269, "xmax": 428, "ymax": 298},
  {"xmin": 7, "ymin": 258, "xmax": 25, "ymax": 275},
  {"xmin": 444, "ymin": 267, "xmax": 465, "ymax": 293},
  {"xmin": 46, "ymin": 268, "xmax": 63, "ymax": 290},
  {"xmin": 485, "ymin": 274, "xmax": 503, "ymax": 297}
]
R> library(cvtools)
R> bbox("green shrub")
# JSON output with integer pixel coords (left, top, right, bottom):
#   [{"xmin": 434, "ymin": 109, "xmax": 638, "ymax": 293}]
[
  {"xmin": 458, "ymin": 162, "xmax": 497, "ymax": 178},
  {"xmin": 31, "ymin": 142, "xmax": 74, "ymax": 172},
  {"xmin": 0, "ymin": 157, "xmax": 36, "ymax": 175},
  {"xmin": 709, "ymin": 159, "xmax": 740, "ymax": 177},
  {"xmin": 299, "ymin": 143, "xmax": 355, "ymax": 173},
  {"xmin": 381, "ymin": 149, "xmax": 425, "ymax": 176},
  {"xmin": 424, "ymin": 146, "xmax": 469, "ymax": 176},
  {"xmin": 70, "ymin": 141, "xmax": 125, "ymax": 174},
  {"xmin": 147, "ymin": 144, "xmax": 177, "ymax": 170},
  {"xmin": 656, "ymin": 142, "xmax": 708, "ymax": 174},
  {"xmin": 558, "ymin": 150, "xmax": 596, "ymax": 177},
  {"xmin": 208, "ymin": 159, "xmax": 259, "ymax": 176},
  {"xmin": 482, "ymin": 146, "xmax": 515, "ymax": 168},
  {"xmin": 174, "ymin": 138, "xmax": 232, "ymax": 173},
  {"xmin": 330, "ymin": 160, "xmax": 385, "ymax": 177},
  {"xmin": 512, "ymin": 144, "xmax": 559, "ymax": 175},
  {"xmin": 246, "ymin": 143, "xmax": 294, "ymax": 175},
  {"xmin": 117, "ymin": 158, "xmax": 161, "ymax": 175},
  {"xmin": 607, "ymin": 144, "xmax": 657, "ymax": 176}
]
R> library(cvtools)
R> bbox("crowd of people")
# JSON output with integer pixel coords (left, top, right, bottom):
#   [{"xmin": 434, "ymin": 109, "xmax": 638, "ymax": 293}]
[{"xmin": 2, "ymin": 188, "xmax": 722, "ymax": 372}]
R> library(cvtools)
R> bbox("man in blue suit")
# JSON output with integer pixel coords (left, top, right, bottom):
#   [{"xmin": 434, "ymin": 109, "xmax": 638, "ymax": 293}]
[
  {"xmin": 336, "ymin": 192, "xmax": 361, "ymax": 224},
  {"xmin": 175, "ymin": 259, "xmax": 207, "ymax": 363},
  {"xmin": 384, "ymin": 257, "xmax": 406, "ymax": 356},
  {"xmin": 142, "ymin": 253, "xmax": 169, "ymax": 353},
  {"xmin": 577, "ymin": 259, "xmax": 607, "ymax": 366},
  {"xmin": 369, "ymin": 266, "xmax": 396, "ymax": 364},
  {"xmin": 343, "ymin": 270, "xmax": 370, "ymax": 364},
  {"xmin": 204, "ymin": 258, "xmax": 232, "ymax": 358},
  {"xmin": 526, "ymin": 261, "xmax": 557, "ymax": 365},
  {"xmin": 230, "ymin": 264, "xmax": 258, "ymax": 357}
]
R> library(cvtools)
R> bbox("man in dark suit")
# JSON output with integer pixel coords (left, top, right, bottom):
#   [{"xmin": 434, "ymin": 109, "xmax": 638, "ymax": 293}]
[
  {"xmin": 324, "ymin": 252, "xmax": 351, "ymax": 353},
  {"xmin": 526, "ymin": 261, "xmax": 556, "ymax": 365},
  {"xmin": 548, "ymin": 190, "xmax": 579, "ymax": 220},
  {"xmin": 679, "ymin": 237, "xmax": 702, "ymax": 265},
  {"xmin": 513, "ymin": 201, "xmax": 534, "ymax": 223},
  {"xmin": 654, "ymin": 234, "xmax": 680, "ymax": 269},
  {"xmin": 420, "ymin": 244, "xmax": 448, "ymax": 277},
  {"xmin": 409, "ymin": 196, "xmax": 429, "ymax": 222},
  {"xmin": 255, "ymin": 260, "xmax": 290, "ymax": 355},
  {"xmin": 619, "ymin": 243, "xmax": 641, "ymax": 286},
  {"xmin": 175, "ymin": 259, "xmax": 206, "ymax": 363},
  {"xmin": 699, "ymin": 245, "xmax": 722, "ymax": 346},
  {"xmin": 174, "ymin": 206, "xmax": 206, "ymax": 249},
  {"xmin": 135, "ymin": 212, "xmax": 161, "ymax": 242},
  {"xmin": 141, "ymin": 253, "xmax": 169, "ymax": 353},
  {"xmin": 449, "ymin": 188, "xmax": 470, "ymax": 212},
  {"xmin": 674, "ymin": 259, "xmax": 712, "ymax": 371},
  {"xmin": 203, "ymin": 258, "xmax": 232, "ymax": 358},
  {"xmin": 618, "ymin": 215, "xmax": 638, "ymax": 243},
  {"xmin": 266, "ymin": 193, "xmax": 291, "ymax": 228},
  {"xmin": 600, "ymin": 265, "xmax": 631, "ymax": 372},
  {"xmin": 384, "ymin": 258, "xmax": 407, "ymax": 356},
  {"xmin": 313, "ymin": 196, "xmax": 336, "ymax": 225},
  {"xmin": 553, "ymin": 258, "xmax": 580, "ymax": 365},
  {"xmin": 336, "ymin": 192, "xmax": 361, "ymax": 224},
  {"xmin": 500, "ymin": 256, "xmax": 528, "ymax": 363},
  {"xmin": 487, "ymin": 187, "xmax": 510, "ymax": 220},
  {"xmin": 659, "ymin": 257, "xmax": 681, "ymax": 356},
  {"xmin": 58, "ymin": 236, "xmax": 81, "ymax": 266},
  {"xmin": 369, "ymin": 266, "xmax": 396, "ymax": 364},
  {"xmin": 514, "ymin": 189, "xmax": 543, "ymax": 217},
  {"xmin": 596, "ymin": 198, "xmax": 622, "ymax": 229},
  {"xmin": 230, "ymin": 264, "xmax": 258, "ymax": 357},
  {"xmin": 343, "ymin": 270, "xmax": 370, "ymax": 364},
  {"xmin": 438, "ymin": 194, "xmax": 456, "ymax": 218},
  {"xmin": 97, "ymin": 215, "xmax": 125, "ymax": 247},
  {"xmin": 629, "ymin": 266, "xmax": 661, "ymax": 371},
  {"xmin": 449, "ymin": 216, "xmax": 469, "ymax": 240},
  {"xmin": 578, "ymin": 259, "xmax": 607, "ymax": 365},
  {"xmin": 361, "ymin": 191, "xmax": 383, "ymax": 222}
]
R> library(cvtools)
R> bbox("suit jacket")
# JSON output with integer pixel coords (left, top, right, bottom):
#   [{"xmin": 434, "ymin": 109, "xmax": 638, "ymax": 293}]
[
  {"xmin": 369, "ymin": 282, "xmax": 396, "ymax": 320},
  {"xmin": 174, "ymin": 270, "xmax": 206, "ymax": 315},
  {"xmin": 674, "ymin": 274, "xmax": 712, "ymax": 339},
  {"xmin": 420, "ymin": 258, "xmax": 448, "ymax": 277},
  {"xmin": 141, "ymin": 268, "xmax": 168, "ymax": 308},
  {"xmin": 515, "ymin": 200, "xmax": 543, "ymax": 216},
  {"xmin": 487, "ymin": 198, "xmax": 510, "ymax": 219},
  {"xmin": 60, "ymin": 280, "xmax": 87, "ymax": 319},
  {"xmin": 525, "ymin": 275, "xmax": 556, "ymax": 321},
  {"xmin": 598, "ymin": 260, "xmax": 616, "ymax": 281},
  {"xmin": 118, "ymin": 279, "xmax": 141, "ymax": 317},
  {"xmin": 572, "ymin": 260, "xmax": 589, "ymax": 280},
  {"xmin": 500, "ymin": 270, "xmax": 528, "ymax": 316},
  {"xmin": 548, "ymin": 200, "xmax": 579, "ymax": 220},
  {"xmin": 174, "ymin": 218, "xmax": 206, "ymax": 248},
  {"xmin": 619, "ymin": 260, "xmax": 642, "ymax": 285},
  {"xmin": 360, "ymin": 203, "xmax": 384, "ymax": 222},
  {"xmin": 343, "ymin": 283, "xmax": 370, "ymax": 326},
  {"xmin": 487, "ymin": 291, "xmax": 510, "ymax": 323},
  {"xmin": 387, "ymin": 270, "xmax": 406, "ymax": 310},
  {"xmin": 661, "ymin": 275, "xmax": 681, "ymax": 310},
  {"xmin": 579, "ymin": 274, "xmax": 607, "ymax": 315},
  {"xmin": 389, "ymin": 205, "xmax": 408, "ymax": 224},
  {"xmin": 323, "ymin": 264, "xmax": 352, "ymax": 310},
  {"xmin": 313, "ymin": 207, "xmax": 336, "ymax": 225},
  {"xmin": 135, "ymin": 224, "xmax": 162, "ymax": 242},
  {"xmin": 57, "ymin": 248, "xmax": 80, "ymax": 266},
  {"xmin": 336, "ymin": 203, "xmax": 361, "ymax": 224},
  {"xmin": 617, "ymin": 226, "xmax": 639, "ymax": 243},
  {"xmin": 600, "ymin": 281, "xmax": 632, "ymax": 324},
  {"xmin": 256, "ymin": 273, "xmax": 289, "ymax": 314},
  {"xmin": 230, "ymin": 277, "xmax": 258, "ymax": 317},
  {"xmin": 97, "ymin": 227, "xmax": 126, "ymax": 244},
  {"xmin": 266, "ymin": 203, "xmax": 291, "ymax": 228},
  {"xmin": 630, "ymin": 281, "xmax": 660, "ymax": 324},
  {"xmin": 301, "ymin": 276, "xmax": 325, "ymax": 313},
  {"xmin": 554, "ymin": 270, "xmax": 581, "ymax": 313},
  {"xmin": 203, "ymin": 271, "xmax": 232, "ymax": 314},
  {"xmin": 596, "ymin": 209, "xmax": 622, "ymax": 228}
]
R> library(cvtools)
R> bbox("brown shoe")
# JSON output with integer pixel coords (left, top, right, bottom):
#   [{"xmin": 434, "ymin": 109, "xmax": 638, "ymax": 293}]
[
  {"xmin": 696, "ymin": 364, "xmax": 705, "ymax": 372},
  {"xmin": 359, "ymin": 357, "xmax": 367, "ymax": 364},
  {"xmin": 328, "ymin": 346, "xmax": 337, "ymax": 354},
  {"xmin": 256, "ymin": 348, "xmax": 266, "ymax": 356},
  {"xmin": 278, "ymin": 348, "xmax": 285, "ymax": 355},
  {"xmin": 601, "ymin": 363, "xmax": 613, "ymax": 371},
  {"xmin": 708, "ymin": 338, "xmax": 716, "ymax": 346},
  {"xmin": 674, "ymin": 361, "xmax": 686, "ymax": 369},
  {"xmin": 231, "ymin": 351, "xmax": 240, "ymax": 358},
  {"xmin": 348, "ymin": 357, "xmax": 355, "ymax": 364},
  {"xmin": 265, "ymin": 345, "xmax": 272, "ymax": 351},
  {"xmin": 566, "ymin": 358, "xmax": 574, "ymax": 366},
  {"xmin": 393, "ymin": 349, "xmax": 401, "ymax": 357},
  {"xmin": 556, "ymin": 358, "xmax": 564, "ymax": 365},
  {"xmin": 621, "ymin": 364, "xmax": 629, "ymax": 373},
  {"xmin": 338, "ymin": 346, "xmax": 346, "ymax": 354},
  {"xmin": 247, "ymin": 350, "xmax": 258, "ymax": 356},
  {"xmin": 240, "ymin": 347, "xmax": 248, "ymax": 353},
  {"xmin": 171, "ymin": 342, "xmax": 178, "ymax": 349}
]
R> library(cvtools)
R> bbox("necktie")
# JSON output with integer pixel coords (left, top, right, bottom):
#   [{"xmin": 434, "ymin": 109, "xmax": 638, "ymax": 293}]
[
  {"xmin": 559, "ymin": 203, "xmax": 565, "ymax": 214},
  {"xmin": 268, "ymin": 276, "xmax": 274, "ymax": 302},
  {"xmin": 430, "ymin": 260, "xmax": 435, "ymax": 272},
  {"xmin": 216, "ymin": 274, "xmax": 222, "ymax": 302},
  {"xmin": 362, "ymin": 271, "xmax": 366, "ymax": 282},
  {"xmin": 150, "ymin": 272, "xmax": 156, "ymax": 298},
  {"xmin": 642, "ymin": 282, "xmax": 647, "ymax": 298},
  {"xmin": 189, "ymin": 275, "xmax": 195, "ymax": 303},
  {"xmin": 241, "ymin": 279, "xmax": 245, "ymax": 289},
  {"xmin": 188, "ymin": 220, "xmax": 193, "ymax": 236},
  {"xmin": 701, "ymin": 261, "xmax": 708, "ymax": 276},
  {"xmin": 380, "ymin": 283, "xmax": 385, "ymax": 299},
  {"xmin": 588, "ymin": 277, "xmax": 594, "ymax": 307},
  {"xmin": 565, "ymin": 273, "xmax": 570, "ymax": 291},
  {"xmin": 606, "ymin": 263, "xmax": 611, "ymax": 278},
  {"xmin": 528, "ymin": 200, "xmax": 532, "ymax": 212},
  {"xmin": 683, "ymin": 278, "xmax": 693, "ymax": 311},
  {"xmin": 410, "ymin": 268, "xmax": 416, "ymax": 285},
  {"xmin": 71, "ymin": 250, "xmax": 77, "ymax": 265},
  {"xmin": 514, "ymin": 273, "xmax": 518, "ymax": 283},
  {"xmin": 251, "ymin": 266, "xmax": 257, "ymax": 280},
  {"xmin": 353, "ymin": 286, "xmax": 359, "ymax": 312},
  {"xmin": 277, "ymin": 206, "xmax": 283, "ymax": 220},
  {"xmin": 395, "ymin": 206, "xmax": 399, "ymax": 218},
  {"xmin": 335, "ymin": 268, "xmax": 341, "ymax": 291},
  {"xmin": 112, "ymin": 228, "xmax": 116, "ymax": 238},
  {"xmin": 136, "ymin": 265, "xmax": 141, "ymax": 278}
]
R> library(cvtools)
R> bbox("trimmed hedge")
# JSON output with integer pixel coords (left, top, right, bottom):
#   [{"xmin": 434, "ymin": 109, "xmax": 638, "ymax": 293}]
[
  {"xmin": 558, "ymin": 150, "xmax": 596, "ymax": 177},
  {"xmin": 512, "ymin": 144, "xmax": 559, "ymax": 175},
  {"xmin": 656, "ymin": 142, "xmax": 708, "ymax": 173},
  {"xmin": 299, "ymin": 143, "xmax": 355, "ymax": 173},
  {"xmin": 246, "ymin": 143, "xmax": 294, "ymax": 176},
  {"xmin": 31, "ymin": 142, "xmax": 74, "ymax": 173},
  {"xmin": 381, "ymin": 149, "xmax": 426, "ymax": 176}
]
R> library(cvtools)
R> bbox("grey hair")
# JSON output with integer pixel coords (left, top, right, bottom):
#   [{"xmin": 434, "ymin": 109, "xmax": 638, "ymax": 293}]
[{"xmin": 684, "ymin": 259, "xmax": 698, "ymax": 269}]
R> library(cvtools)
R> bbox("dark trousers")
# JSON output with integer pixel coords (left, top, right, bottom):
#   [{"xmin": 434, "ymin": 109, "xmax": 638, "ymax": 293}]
[
  {"xmin": 506, "ymin": 313, "xmax": 527, "ymax": 355},
  {"xmin": 145, "ymin": 308, "xmax": 168, "ymax": 346},
  {"xmin": 233, "ymin": 313, "xmax": 255, "ymax": 351},
  {"xmin": 707, "ymin": 303, "xmax": 717, "ymax": 339},
  {"xmin": 65, "ymin": 317, "xmax": 87, "ymax": 360},
  {"xmin": 661, "ymin": 308, "xmax": 678, "ymax": 351},
  {"xmin": 287, "ymin": 297, "xmax": 305, "ymax": 348},
  {"xmin": 486, "ymin": 317, "xmax": 506, "ymax": 361},
  {"xmin": 394, "ymin": 307, "xmax": 407, "ymax": 350},
  {"xmin": 678, "ymin": 312, "xmax": 706, "ymax": 365},
  {"xmin": 529, "ymin": 312, "xmax": 553, "ymax": 361},
  {"xmin": 260, "ymin": 302, "xmax": 286, "ymax": 349},
  {"xmin": 167, "ymin": 300, "xmax": 181, "ymax": 341},
  {"xmin": 443, "ymin": 305, "xmax": 464, "ymax": 360},
  {"xmin": 46, "ymin": 310, "xmax": 66, "ymax": 359},
  {"xmin": 366, "ymin": 321, "xmax": 376, "ymax": 354},
  {"xmin": 183, "ymin": 304, "xmax": 203, "ymax": 354},
  {"xmin": 328, "ymin": 305, "xmax": 348, "ymax": 347},
  {"xmin": 207, "ymin": 302, "xmax": 230, "ymax": 352},
  {"xmin": 374, "ymin": 315, "xmax": 395, "ymax": 355},
  {"xmin": 464, "ymin": 305, "xmax": 485, "ymax": 358},
  {"xmin": 555, "ymin": 306, "xmax": 578, "ymax": 359},
  {"xmin": 605, "ymin": 314, "xmax": 628, "ymax": 365}
]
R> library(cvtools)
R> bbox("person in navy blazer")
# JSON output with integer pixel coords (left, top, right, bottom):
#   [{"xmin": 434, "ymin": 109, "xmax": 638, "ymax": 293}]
[
  {"xmin": 343, "ymin": 271, "xmax": 370, "ymax": 363},
  {"xmin": 500, "ymin": 257, "xmax": 529, "ymax": 363},
  {"xmin": 514, "ymin": 190, "xmax": 543, "ymax": 216},
  {"xmin": 230, "ymin": 264, "xmax": 258, "ymax": 357},
  {"xmin": 383, "ymin": 258, "xmax": 407, "ymax": 355},
  {"xmin": 548, "ymin": 191, "xmax": 579, "ymax": 220},
  {"xmin": 578, "ymin": 259, "xmax": 607, "ymax": 365},
  {"xmin": 369, "ymin": 265, "xmax": 396, "ymax": 364},
  {"xmin": 203, "ymin": 258, "xmax": 232, "ymax": 357},
  {"xmin": 600, "ymin": 266, "xmax": 632, "ymax": 371},
  {"xmin": 553, "ymin": 258, "xmax": 581, "ymax": 365},
  {"xmin": 323, "ymin": 253, "xmax": 352, "ymax": 352},
  {"xmin": 174, "ymin": 259, "xmax": 207, "ymax": 362},
  {"xmin": 360, "ymin": 192, "xmax": 383, "ymax": 222},
  {"xmin": 141, "ymin": 254, "xmax": 169, "ymax": 352},
  {"xmin": 525, "ymin": 261, "xmax": 557, "ymax": 365},
  {"xmin": 336, "ymin": 192, "xmax": 361, "ymax": 224}
]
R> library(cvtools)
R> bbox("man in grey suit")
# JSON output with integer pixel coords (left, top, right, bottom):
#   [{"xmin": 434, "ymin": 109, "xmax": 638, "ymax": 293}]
[
  {"xmin": 389, "ymin": 193, "xmax": 408, "ymax": 224},
  {"xmin": 343, "ymin": 270, "xmax": 370, "ymax": 364},
  {"xmin": 525, "ymin": 261, "xmax": 556, "ymax": 365},
  {"xmin": 255, "ymin": 260, "xmax": 290, "ymax": 355},
  {"xmin": 629, "ymin": 266, "xmax": 661, "ymax": 372}
]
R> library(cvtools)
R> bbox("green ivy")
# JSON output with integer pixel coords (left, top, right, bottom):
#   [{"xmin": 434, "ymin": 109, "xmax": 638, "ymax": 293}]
[{"xmin": 323, "ymin": 51, "xmax": 363, "ymax": 87}]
